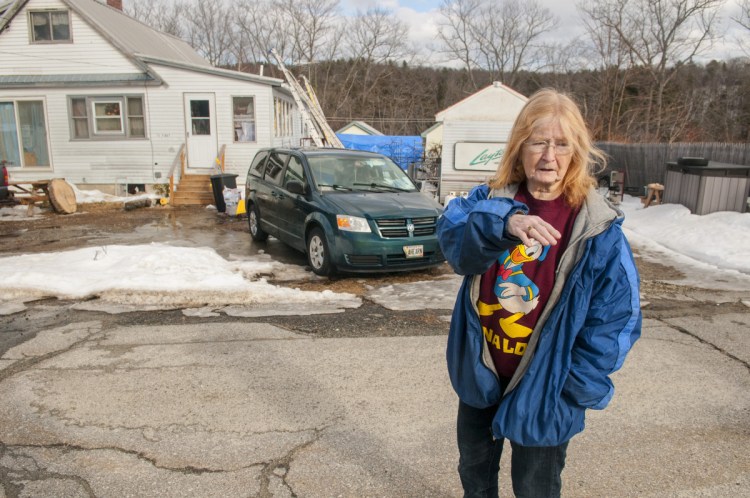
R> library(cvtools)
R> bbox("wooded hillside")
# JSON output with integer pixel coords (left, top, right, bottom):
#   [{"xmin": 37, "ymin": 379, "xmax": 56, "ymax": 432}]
[{"xmin": 254, "ymin": 59, "xmax": 750, "ymax": 143}]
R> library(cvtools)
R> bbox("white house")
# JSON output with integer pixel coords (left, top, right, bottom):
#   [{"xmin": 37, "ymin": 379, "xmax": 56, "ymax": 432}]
[
  {"xmin": 0, "ymin": 0, "xmax": 303, "ymax": 202},
  {"xmin": 336, "ymin": 121, "xmax": 383, "ymax": 136},
  {"xmin": 435, "ymin": 82, "xmax": 527, "ymax": 201}
]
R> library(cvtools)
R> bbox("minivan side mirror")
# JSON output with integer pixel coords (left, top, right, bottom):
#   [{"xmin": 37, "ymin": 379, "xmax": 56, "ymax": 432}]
[{"xmin": 286, "ymin": 180, "xmax": 306, "ymax": 195}]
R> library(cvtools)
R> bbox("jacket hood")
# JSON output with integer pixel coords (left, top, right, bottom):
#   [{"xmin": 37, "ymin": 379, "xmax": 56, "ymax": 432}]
[{"xmin": 322, "ymin": 191, "xmax": 443, "ymax": 218}]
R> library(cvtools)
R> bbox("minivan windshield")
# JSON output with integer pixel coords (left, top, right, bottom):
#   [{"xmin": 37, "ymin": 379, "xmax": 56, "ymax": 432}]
[{"xmin": 307, "ymin": 155, "xmax": 418, "ymax": 192}]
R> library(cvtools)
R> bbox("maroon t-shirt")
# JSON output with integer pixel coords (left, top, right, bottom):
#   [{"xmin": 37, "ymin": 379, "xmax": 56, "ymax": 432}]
[{"xmin": 478, "ymin": 184, "xmax": 579, "ymax": 381}]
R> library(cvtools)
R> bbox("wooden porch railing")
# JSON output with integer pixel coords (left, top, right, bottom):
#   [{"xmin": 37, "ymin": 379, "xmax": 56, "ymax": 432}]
[{"xmin": 167, "ymin": 143, "xmax": 186, "ymax": 199}]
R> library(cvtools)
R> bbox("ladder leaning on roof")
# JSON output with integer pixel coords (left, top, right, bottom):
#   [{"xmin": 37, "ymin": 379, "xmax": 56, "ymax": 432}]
[
  {"xmin": 300, "ymin": 75, "xmax": 343, "ymax": 148},
  {"xmin": 267, "ymin": 48, "xmax": 342, "ymax": 148}
]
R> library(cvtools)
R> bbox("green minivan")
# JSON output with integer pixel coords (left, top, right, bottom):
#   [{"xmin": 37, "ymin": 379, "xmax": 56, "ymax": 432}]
[{"xmin": 245, "ymin": 147, "xmax": 445, "ymax": 276}]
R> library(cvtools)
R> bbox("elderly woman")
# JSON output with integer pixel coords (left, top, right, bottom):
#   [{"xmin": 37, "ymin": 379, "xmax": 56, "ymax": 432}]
[{"xmin": 437, "ymin": 88, "xmax": 641, "ymax": 497}]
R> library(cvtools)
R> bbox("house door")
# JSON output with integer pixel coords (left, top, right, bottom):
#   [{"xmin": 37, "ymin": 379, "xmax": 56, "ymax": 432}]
[{"xmin": 183, "ymin": 93, "xmax": 217, "ymax": 170}]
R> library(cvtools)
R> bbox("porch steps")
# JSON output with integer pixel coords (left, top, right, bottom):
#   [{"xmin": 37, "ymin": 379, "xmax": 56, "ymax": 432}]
[{"xmin": 170, "ymin": 174, "xmax": 215, "ymax": 206}]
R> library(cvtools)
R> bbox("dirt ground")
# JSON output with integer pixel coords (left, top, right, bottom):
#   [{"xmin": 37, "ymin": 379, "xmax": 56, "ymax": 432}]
[{"xmin": 1, "ymin": 203, "xmax": 747, "ymax": 352}]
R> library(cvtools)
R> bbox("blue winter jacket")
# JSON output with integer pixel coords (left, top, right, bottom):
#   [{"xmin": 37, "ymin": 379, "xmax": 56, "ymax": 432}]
[{"xmin": 437, "ymin": 184, "xmax": 642, "ymax": 447}]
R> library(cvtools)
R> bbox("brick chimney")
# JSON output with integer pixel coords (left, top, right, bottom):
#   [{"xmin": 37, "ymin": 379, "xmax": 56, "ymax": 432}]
[{"xmin": 107, "ymin": 0, "xmax": 123, "ymax": 11}]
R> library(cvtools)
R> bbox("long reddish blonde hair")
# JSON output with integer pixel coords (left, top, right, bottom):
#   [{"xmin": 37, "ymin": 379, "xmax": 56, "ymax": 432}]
[{"xmin": 488, "ymin": 88, "xmax": 605, "ymax": 207}]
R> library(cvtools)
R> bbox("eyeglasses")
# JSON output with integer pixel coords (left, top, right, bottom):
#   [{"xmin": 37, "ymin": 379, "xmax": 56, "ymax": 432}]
[{"xmin": 523, "ymin": 139, "xmax": 572, "ymax": 155}]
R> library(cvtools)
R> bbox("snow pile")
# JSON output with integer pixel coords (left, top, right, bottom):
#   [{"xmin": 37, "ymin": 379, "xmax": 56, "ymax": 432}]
[{"xmin": 0, "ymin": 243, "xmax": 360, "ymax": 311}]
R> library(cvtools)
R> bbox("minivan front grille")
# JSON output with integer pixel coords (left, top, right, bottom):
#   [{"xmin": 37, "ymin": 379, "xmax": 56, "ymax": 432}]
[{"xmin": 375, "ymin": 216, "xmax": 438, "ymax": 238}]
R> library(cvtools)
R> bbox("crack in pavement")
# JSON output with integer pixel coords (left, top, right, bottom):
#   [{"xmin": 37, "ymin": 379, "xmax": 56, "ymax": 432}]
[
  {"xmin": 0, "ymin": 441, "xmax": 96, "ymax": 498},
  {"xmin": 0, "ymin": 440, "xmax": 258, "ymax": 477},
  {"xmin": 256, "ymin": 419, "xmax": 340, "ymax": 498},
  {"xmin": 658, "ymin": 318, "xmax": 750, "ymax": 372},
  {"xmin": 0, "ymin": 330, "xmax": 102, "ymax": 384}
]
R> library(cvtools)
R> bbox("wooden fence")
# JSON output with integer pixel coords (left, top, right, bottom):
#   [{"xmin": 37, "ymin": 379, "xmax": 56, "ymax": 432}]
[{"xmin": 596, "ymin": 142, "xmax": 750, "ymax": 192}]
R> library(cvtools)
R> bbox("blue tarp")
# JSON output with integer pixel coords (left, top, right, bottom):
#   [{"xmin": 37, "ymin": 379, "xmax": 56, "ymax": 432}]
[{"xmin": 337, "ymin": 134, "xmax": 423, "ymax": 171}]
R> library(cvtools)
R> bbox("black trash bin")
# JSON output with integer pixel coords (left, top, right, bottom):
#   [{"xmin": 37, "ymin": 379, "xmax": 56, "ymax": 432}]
[{"xmin": 210, "ymin": 173, "xmax": 238, "ymax": 213}]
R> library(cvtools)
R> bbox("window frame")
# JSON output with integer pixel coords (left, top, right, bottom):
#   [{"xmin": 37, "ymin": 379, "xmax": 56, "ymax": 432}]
[
  {"xmin": 28, "ymin": 9, "xmax": 72, "ymax": 44},
  {"xmin": 92, "ymin": 100, "xmax": 124, "ymax": 135},
  {"xmin": 67, "ymin": 95, "xmax": 148, "ymax": 141},
  {"xmin": 232, "ymin": 96, "xmax": 257, "ymax": 143},
  {"xmin": 264, "ymin": 151, "xmax": 289, "ymax": 186},
  {"xmin": 248, "ymin": 150, "xmax": 269, "ymax": 178},
  {"xmin": 273, "ymin": 97, "xmax": 295, "ymax": 138},
  {"xmin": 0, "ymin": 98, "xmax": 52, "ymax": 169},
  {"xmin": 283, "ymin": 154, "xmax": 306, "ymax": 190}
]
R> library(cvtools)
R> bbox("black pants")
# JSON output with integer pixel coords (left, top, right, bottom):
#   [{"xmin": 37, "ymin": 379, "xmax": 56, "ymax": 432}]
[{"xmin": 457, "ymin": 400, "xmax": 568, "ymax": 498}]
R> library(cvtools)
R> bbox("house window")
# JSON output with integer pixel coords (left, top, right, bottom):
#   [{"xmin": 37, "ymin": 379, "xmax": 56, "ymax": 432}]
[
  {"xmin": 190, "ymin": 100, "xmax": 210, "ymax": 135},
  {"xmin": 29, "ymin": 10, "xmax": 71, "ymax": 43},
  {"xmin": 274, "ymin": 97, "xmax": 294, "ymax": 137},
  {"xmin": 0, "ymin": 100, "xmax": 51, "ymax": 168},
  {"xmin": 68, "ymin": 96, "xmax": 146, "ymax": 140},
  {"xmin": 93, "ymin": 101, "xmax": 123, "ymax": 134},
  {"xmin": 233, "ymin": 96, "xmax": 256, "ymax": 142}
]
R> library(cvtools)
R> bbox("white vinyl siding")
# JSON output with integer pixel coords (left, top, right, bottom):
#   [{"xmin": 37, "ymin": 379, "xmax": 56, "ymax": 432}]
[
  {"xmin": 2, "ymin": 0, "xmax": 140, "ymax": 75},
  {"xmin": 0, "ymin": 64, "xmax": 295, "ymax": 185},
  {"xmin": 0, "ymin": 0, "xmax": 299, "ymax": 187}
]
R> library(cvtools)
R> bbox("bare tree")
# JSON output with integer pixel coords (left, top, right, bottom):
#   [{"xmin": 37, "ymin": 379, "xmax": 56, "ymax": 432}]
[
  {"xmin": 345, "ymin": 7, "xmax": 409, "ymax": 64},
  {"xmin": 125, "ymin": 0, "xmax": 186, "ymax": 38},
  {"xmin": 343, "ymin": 8, "xmax": 411, "ymax": 109},
  {"xmin": 578, "ymin": 0, "xmax": 637, "ymax": 140},
  {"xmin": 436, "ymin": 0, "xmax": 482, "ymax": 88},
  {"xmin": 232, "ymin": 0, "xmax": 293, "ymax": 66},
  {"xmin": 581, "ymin": 0, "xmax": 725, "ymax": 141},
  {"xmin": 182, "ymin": 0, "xmax": 236, "ymax": 66},
  {"xmin": 474, "ymin": 0, "xmax": 556, "ymax": 86},
  {"xmin": 735, "ymin": 0, "xmax": 750, "ymax": 29},
  {"xmin": 436, "ymin": 0, "xmax": 556, "ymax": 89},
  {"xmin": 732, "ymin": 0, "xmax": 750, "ymax": 55},
  {"xmin": 276, "ymin": 0, "xmax": 340, "ymax": 64}
]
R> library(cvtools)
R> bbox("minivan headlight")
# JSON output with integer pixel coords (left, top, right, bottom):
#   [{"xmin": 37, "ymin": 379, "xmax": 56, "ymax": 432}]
[{"xmin": 336, "ymin": 215, "xmax": 371, "ymax": 233}]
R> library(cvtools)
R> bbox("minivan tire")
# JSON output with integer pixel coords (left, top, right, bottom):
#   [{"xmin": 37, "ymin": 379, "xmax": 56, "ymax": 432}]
[
  {"xmin": 307, "ymin": 227, "xmax": 334, "ymax": 276},
  {"xmin": 248, "ymin": 202, "xmax": 268, "ymax": 242}
]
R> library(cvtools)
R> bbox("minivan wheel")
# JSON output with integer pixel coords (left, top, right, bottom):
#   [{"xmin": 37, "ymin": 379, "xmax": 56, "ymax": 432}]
[
  {"xmin": 248, "ymin": 202, "xmax": 268, "ymax": 242},
  {"xmin": 307, "ymin": 227, "xmax": 334, "ymax": 276}
]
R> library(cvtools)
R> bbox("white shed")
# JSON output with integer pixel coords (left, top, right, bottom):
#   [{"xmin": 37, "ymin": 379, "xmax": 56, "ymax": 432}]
[
  {"xmin": 435, "ymin": 81, "xmax": 527, "ymax": 202},
  {"xmin": 336, "ymin": 121, "xmax": 383, "ymax": 136},
  {"xmin": 420, "ymin": 122, "xmax": 443, "ymax": 158},
  {"xmin": 0, "ymin": 0, "xmax": 303, "ymax": 204}
]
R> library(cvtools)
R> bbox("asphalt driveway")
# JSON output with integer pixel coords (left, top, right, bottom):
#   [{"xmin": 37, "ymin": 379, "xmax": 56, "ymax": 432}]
[{"xmin": 0, "ymin": 205, "xmax": 748, "ymax": 497}]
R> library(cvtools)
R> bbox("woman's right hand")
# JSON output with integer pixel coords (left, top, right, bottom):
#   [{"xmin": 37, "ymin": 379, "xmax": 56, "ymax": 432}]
[{"xmin": 507, "ymin": 214, "xmax": 561, "ymax": 247}]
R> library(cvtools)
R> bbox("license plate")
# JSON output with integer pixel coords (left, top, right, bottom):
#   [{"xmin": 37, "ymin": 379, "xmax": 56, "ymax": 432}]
[{"xmin": 403, "ymin": 245, "xmax": 424, "ymax": 258}]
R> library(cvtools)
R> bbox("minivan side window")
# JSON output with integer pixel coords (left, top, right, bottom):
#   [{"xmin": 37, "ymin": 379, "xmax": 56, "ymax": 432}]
[
  {"xmin": 265, "ymin": 152, "xmax": 288, "ymax": 185},
  {"xmin": 249, "ymin": 150, "xmax": 268, "ymax": 177},
  {"xmin": 284, "ymin": 155, "xmax": 305, "ymax": 189}
]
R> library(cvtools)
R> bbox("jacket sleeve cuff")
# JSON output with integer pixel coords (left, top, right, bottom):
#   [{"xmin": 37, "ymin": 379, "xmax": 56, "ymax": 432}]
[{"xmin": 591, "ymin": 384, "xmax": 614, "ymax": 410}]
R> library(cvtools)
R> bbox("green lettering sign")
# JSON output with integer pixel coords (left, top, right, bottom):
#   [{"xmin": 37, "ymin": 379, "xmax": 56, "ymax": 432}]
[{"xmin": 469, "ymin": 148, "xmax": 505, "ymax": 167}]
